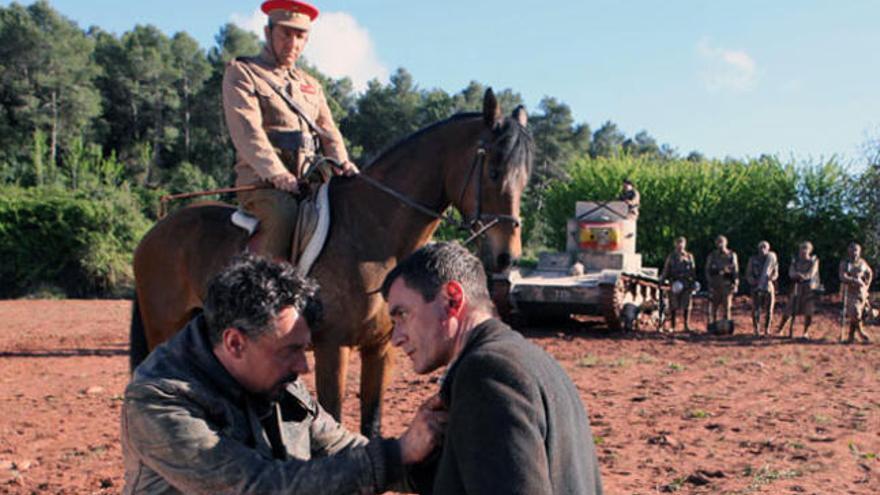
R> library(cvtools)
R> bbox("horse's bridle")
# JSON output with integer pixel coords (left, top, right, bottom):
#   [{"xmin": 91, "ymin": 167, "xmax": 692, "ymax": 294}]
[
  {"xmin": 454, "ymin": 140, "xmax": 522, "ymax": 244},
  {"xmin": 331, "ymin": 135, "xmax": 522, "ymax": 245}
]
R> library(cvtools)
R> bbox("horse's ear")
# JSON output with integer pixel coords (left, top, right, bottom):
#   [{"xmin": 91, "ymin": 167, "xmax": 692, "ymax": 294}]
[
  {"xmin": 512, "ymin": 105, "xmax": 528, "ymax": 128},
  {"xmin": 483, "ymin": 88, "xmax": 501, "ymax": 128}
]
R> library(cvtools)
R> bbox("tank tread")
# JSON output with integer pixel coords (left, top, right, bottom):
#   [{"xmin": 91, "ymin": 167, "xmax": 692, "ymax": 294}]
[
  {"xmin": 599, "ymin": 280, "xmax": 624, "ymax": 331},
  {"xmin": 600, "ymin": 274, "xmax": 665, "ymax": 332}
]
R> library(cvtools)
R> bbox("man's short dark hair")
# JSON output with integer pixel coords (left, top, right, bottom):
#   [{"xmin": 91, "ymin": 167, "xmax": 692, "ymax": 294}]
[
  {"xmin": 203, "ymin": 254, "xmax": 322, "ymax": 345},
  {"xmin": 381, "ymin": 242, "xmax": 494, "ymax": 311}
]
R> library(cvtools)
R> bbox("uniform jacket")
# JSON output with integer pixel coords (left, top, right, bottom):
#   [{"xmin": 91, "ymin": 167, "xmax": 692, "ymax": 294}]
[
  {"xmin": 706, "ymin": 249, "xmax": 739, "ymax": 286},
  {"xmin": 839, "ymin": 258, "xmax": 873, "ymax": 298},
  {"xmin": 618, "ymin": 188, "xmax": 640, "ymax": 218},
  {"xmin": 121, "ymin": 315, "xmax": 402, "ymax": 495},
  {"xmin": 746, "ymin": 252, "xmax": 778, "ymax": 292},
  {"xmin": 223, "ymin": 47, "xmax": 349, "ymax": 186},
  {"xmin": 419, "ymin": 318, "xmax": 603, "ymax": 495},
  {"xmin": 789, "ymin": 255, "xmax": 820, "ymax": 290},
  {"xmin": 661, "ymin": 251, "xmax": 696, "ymax": 282}
]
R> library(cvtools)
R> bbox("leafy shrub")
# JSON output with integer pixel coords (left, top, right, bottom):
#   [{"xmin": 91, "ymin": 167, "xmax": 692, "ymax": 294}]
[{"xmin": 0, "ymin": 185, "xmax": 150, "ymax": 297}]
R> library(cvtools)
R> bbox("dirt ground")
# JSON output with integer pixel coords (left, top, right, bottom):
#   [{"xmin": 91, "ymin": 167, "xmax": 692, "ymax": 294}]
[{"xmin": 0, "ymin": 298, "xmax": 878, "ymax": 494}]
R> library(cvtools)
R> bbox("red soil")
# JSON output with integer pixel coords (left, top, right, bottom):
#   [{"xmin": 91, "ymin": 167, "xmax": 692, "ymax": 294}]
[{"xmin": 0, "ymin": 298, "xmax": 878, "ymax": 494}]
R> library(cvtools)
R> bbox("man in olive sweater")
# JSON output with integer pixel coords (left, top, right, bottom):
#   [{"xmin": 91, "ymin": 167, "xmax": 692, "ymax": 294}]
[{"xmin": 383, "ymin": 242, "xmax": 603, "ymax": 495}]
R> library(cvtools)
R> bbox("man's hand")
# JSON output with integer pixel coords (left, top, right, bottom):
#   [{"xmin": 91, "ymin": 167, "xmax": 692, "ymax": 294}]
[
  {"xmin": 399, "ymin": 394, "xmax": 447, "ymax": 465},
  {"xmin": 337, "ymin": 160, "xmax": 360, "ymax": 177},
  {"xmin": 270, "ymin": 172, "xmax": 299, "ymax": 193}
]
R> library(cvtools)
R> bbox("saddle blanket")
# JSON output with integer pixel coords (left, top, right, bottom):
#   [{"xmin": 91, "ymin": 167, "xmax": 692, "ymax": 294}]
[{"xmin": 231, "ymin": 183, "xmax": 330, "ymax": 277}]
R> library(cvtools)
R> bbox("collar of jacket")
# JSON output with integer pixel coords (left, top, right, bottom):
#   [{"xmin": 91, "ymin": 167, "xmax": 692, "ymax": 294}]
[
  {"xmin": 439, "ymin": 318, "xmax": 512, "ymax": 405},
  {"xmin": 259, "ymin": 46, "xmax": 302, "ymax": 81},
  {"xmin": 166, "ymin": 315, "xmax": 249, "ymax": 403},
  {"xmin": 164, "ymin": 315, "xmax": 315, "ymax": 412}
]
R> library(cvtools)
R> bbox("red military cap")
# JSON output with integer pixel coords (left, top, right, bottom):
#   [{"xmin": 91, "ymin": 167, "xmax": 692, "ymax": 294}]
[{"xmin": 261, "ymin": 1, "xmax": 320, "ymax": 31}]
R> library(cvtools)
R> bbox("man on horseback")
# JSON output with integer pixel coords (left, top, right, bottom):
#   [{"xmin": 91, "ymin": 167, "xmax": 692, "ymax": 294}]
[{"xmin": 223, "ymin": 0, "xmax": 357, "ymax": 260}]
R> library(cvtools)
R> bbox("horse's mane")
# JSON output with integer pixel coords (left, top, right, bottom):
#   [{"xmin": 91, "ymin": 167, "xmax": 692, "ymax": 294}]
[
  {"xmin": 362, "ymin": 113, "xmax": 481, "ymax": 171},
  {"xmin": 495, "ymin": 113, "xmax": 535, "ymax": 190},
  {"xmin": 361, "ymin": 111, "xmax": 534, "ymax": 189}
]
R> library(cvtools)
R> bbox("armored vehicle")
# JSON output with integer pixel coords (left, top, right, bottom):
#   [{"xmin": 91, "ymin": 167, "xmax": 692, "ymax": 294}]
[{"xmin": 507, "ymin": 200, "xmax": 663, "ymax": 330}]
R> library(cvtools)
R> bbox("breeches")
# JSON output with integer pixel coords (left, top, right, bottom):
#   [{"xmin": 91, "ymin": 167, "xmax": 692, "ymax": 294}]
[
  {"xmin": 845, "ymin": 289, "xmax": 869, "ymax": 321},
  {"xmin": 669, "ymin": 289, "xmax": 692, "ymax": 311},
  {"xmin": 709, "ymin": 280, "xmax": 735, "ymax": 306},
  {"xmin": 788, "ymin": 285, "xmax": 816, "ymax": 316},
  {"xmin": 751, "ymin": 290, "xmax": 774, "ymax": 313},
  {"xmin": 237, "ymin": 188, "xmax": 299, "ymax": 261}
]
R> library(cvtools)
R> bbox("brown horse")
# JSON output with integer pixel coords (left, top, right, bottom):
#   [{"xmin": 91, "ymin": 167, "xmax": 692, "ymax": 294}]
[{"xmin": 130, "ymin": 89, "xmax": 534, "ymax": 436}]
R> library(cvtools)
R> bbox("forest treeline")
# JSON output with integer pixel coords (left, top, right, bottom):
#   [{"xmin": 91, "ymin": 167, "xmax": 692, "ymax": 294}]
[{"xmin": 1, "ymin": 1, "xmax": 877, "ymax": 297}]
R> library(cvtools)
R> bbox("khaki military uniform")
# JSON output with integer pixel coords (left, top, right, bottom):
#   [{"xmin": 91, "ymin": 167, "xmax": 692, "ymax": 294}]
[
  {"xmin": 787, "ymin": 256, "xmax": 820, "ymax": 316},
  {"xmin": 746, "ymin": 252, "xmax": 778, "ymax": 333},
  {"xmin": 706, "ymin": 249, "xmax": 739, "ymax": 306},
  {"xmin": 840, "ymin": 258, "xmax": 873, "ymax": 321},
  {"xmin": 661, "ymin": 251, "xmax": 696, "ymax": 311},
  {"xmin": 223, "ymin": 47, "xmax": 349, "ymax": 259},
  {"xmin": 705, "ymin": 248, "xmax": 738, "ymax": 326},
  {"xmin": 618, "ymin": 189, "xmax": 640, "ymax": 219}
]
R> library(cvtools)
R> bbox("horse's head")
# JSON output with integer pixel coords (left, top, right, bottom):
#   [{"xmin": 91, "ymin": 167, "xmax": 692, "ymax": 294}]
[{"xmin": 453, "ymin": 89, "xmax": 534, "ymax": 273}]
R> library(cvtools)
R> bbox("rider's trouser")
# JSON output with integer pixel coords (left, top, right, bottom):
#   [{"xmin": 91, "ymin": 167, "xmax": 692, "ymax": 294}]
[{"xmin": 238, "ymin": 188, "xmax": 299, "ymax": 261}]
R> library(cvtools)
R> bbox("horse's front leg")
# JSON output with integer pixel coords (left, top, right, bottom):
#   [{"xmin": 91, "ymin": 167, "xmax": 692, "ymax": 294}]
[
  {"xmin": 313, "ymin": 343, "xmax": 351, "ymax": 422},
  {"xmin": 359, "ymin": 337, "xmax": 395, "ymax": 438}
]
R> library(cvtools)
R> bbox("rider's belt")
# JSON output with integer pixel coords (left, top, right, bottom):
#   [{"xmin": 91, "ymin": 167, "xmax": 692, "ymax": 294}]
[{"xmin": 267, "ymin": 130, "xmax": 315, "ymax": 153}]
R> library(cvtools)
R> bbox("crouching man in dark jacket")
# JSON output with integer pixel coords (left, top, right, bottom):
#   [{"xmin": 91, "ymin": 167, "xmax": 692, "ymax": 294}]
[
  {"xmin": 383, "ymin": 242, "xmax": 604, "ymax": 494},
  {"xmin": 122, "ymin": 254, "xmax": 446, "ymax": 494}
]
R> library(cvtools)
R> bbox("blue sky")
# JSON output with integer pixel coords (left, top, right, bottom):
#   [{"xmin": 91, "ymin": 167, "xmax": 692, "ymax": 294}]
[{"xmin": 6, "ymin": 0, "xmax": 880, "ymax": 163}]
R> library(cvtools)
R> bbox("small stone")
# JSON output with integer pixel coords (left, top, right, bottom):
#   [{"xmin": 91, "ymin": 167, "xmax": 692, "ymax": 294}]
[
  {"xmin": 99, "ymin": 478, "xmax": 114, "ymax": 489},
  {"xmin": 13, "ymin": 459, "xmax": 32, "ymax": 471},
  {"xmin": 664, "ymin": 435, "xmax": 682, "ymax": 449},
  {"xmin": 85, "ymin": 386, "xmax": 105, "ymax": 396}
]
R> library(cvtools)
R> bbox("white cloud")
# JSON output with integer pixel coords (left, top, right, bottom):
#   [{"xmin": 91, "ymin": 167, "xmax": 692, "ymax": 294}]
[
  {"xmin": 696, "ymin": 37, "xmax": 758, "ymax": 93},
  {"xmin": 230, "ymin": 9, "xmax": 266, "ymax": 37},
  {"xmin": 230, "ymin": 9, "xmax": 388, "ymax": 92}
]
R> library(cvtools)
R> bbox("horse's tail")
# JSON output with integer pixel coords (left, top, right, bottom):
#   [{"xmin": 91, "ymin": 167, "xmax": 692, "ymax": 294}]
[{"xmin": 129, "ymin": 297, "xmax": 149, "ymax": 374}]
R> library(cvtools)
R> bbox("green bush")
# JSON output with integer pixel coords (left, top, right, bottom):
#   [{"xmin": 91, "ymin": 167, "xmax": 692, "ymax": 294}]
[{"xmin": 0, "ymin": 185, "xmax": 150, "ymax": 297}]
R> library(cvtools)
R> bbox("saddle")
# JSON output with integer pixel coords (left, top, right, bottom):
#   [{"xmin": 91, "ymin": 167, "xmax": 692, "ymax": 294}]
[{"xmin": 231, "ymin": 183, "xmax": 331, "ymax": 277}]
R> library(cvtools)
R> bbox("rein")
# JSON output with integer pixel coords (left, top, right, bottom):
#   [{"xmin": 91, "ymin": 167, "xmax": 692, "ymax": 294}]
[
  {"xmin": 158, "ymin": 141, "xmax": 521, "ymax": 245},
  {"xmin": 347, "ymin": 140, "xmax": 521, "ymax": 245}
]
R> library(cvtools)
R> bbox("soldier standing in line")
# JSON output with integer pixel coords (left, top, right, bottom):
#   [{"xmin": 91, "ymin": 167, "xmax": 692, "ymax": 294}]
[
  {"xmin": 660, "ymin": 236, "xmax": 697, "ymax": 332},
  {"xmin": 839, "ymin": 242, "xmax": 873, "ymax": 344},
  {"xmin": 745, "ymin": 241, "xmax": 779, "ymax": 336},
  {"xmin": 705, "ymin": 235, "xmax": 739, "ymax": 333},
  {"xmin": 776, "ymin": 241, "xmax": 820, "ymax": 339}
]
